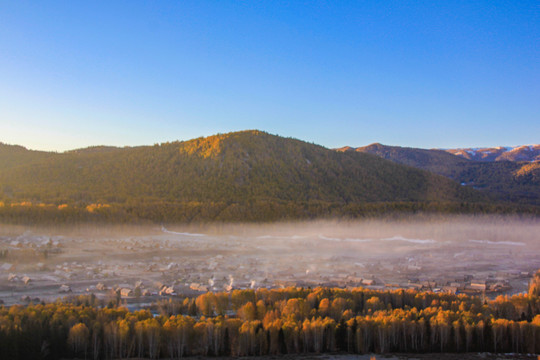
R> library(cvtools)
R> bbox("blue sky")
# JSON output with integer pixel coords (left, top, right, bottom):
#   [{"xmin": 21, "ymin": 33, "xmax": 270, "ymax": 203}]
[{"xmin": 0, "ymin": 1, "xmax": 538, "ymax": 151}]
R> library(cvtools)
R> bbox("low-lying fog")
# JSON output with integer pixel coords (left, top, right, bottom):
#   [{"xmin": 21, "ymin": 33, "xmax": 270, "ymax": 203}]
[{"xmin": 1, "ymin": 215, "xmax": 539, "ymax": 306}]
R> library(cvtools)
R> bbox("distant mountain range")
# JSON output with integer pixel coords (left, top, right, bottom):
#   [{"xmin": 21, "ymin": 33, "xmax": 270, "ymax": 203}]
[
  {"xmin": 340, "ymin": 143, "xmax": 540, "ymax": 206},
  {"xmin": 446, "ymin": 145, "xmax": 540, "ymax": 162},
  {"xmin": 337, "ymin": 144, "xmax": 540, "ymax": 163},
  {"xmin": 0, "ymin": 131, "xmax": 538, "ymax": 223}
]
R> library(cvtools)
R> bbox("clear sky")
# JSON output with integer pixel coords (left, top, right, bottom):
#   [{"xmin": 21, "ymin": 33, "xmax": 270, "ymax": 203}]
[{"xmin": 0, "ymin": 1, "xmax": 538, "ymax": 151}]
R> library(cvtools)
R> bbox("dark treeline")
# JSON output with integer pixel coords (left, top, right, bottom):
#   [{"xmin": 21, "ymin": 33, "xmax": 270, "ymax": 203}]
[
  {"xmin": 2, "ymin": 271, "xmax": 540, "ymax": 359},
  {"xmin": 1, "ymin": 200, "xmax": 539, "ymax": 225}
]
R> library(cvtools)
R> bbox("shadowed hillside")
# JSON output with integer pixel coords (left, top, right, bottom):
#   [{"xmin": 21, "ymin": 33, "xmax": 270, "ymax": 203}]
[{"xmin": 351, "ymin": 143, "xmax": 540, "ymax": 205}]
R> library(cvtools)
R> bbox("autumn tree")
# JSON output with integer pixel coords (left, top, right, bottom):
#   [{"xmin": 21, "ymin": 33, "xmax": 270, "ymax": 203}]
[{"xmin": 68, "ymin": 323, "xmax": 89, "ymax": 358}]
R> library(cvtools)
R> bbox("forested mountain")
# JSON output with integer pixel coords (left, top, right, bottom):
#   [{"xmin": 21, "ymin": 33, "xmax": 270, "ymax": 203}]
[
  {"xmin": 0, "ymin": 131, "xmax": 487, "ymax": 223},
  {"xmin": 348, "ymin": 143, "xmax": 540, "ymax": 206},
  {"xmin": 1, "ymin": 131, "xmax": 479, "ymax": 203}
]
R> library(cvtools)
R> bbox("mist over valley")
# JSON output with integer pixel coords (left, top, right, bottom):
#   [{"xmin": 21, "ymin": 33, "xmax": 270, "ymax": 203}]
[{"xmin": 1, "ymin": 216, "xmax": 538, "ymax": 307}]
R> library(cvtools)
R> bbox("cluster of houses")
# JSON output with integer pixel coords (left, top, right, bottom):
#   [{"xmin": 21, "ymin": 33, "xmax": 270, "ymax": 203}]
[{"xmin": 403, "ymin": 276, "xmax": 513, "ymax": 295}]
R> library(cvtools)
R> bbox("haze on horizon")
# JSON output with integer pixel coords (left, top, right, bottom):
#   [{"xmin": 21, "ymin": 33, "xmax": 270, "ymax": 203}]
[{"xmin": 0, "ymin": 1, "xmax": 538, "ymax": 152}]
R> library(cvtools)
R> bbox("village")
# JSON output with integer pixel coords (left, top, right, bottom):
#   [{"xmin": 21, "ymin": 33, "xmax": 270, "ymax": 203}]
[{"xmin": 0, "ymin": 221, "xmax": 538, "ymax": 307}]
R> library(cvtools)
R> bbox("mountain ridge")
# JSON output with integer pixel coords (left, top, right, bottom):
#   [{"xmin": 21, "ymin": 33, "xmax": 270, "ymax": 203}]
[
  {"xmin": 446, "ymin": 144, "xmax": 540, "ymax": 162},
  {"xmin": 339, "ymin": 143, "xmax": 540, "ymax": 163}
]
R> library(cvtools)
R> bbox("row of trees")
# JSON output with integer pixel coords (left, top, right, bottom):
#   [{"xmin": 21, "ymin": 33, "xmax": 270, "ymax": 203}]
[
  {"xmin": 1, "ymin": 277, "xmax": 540, "ymax": 359},
  {"xmin": 1, "ymin": 200, "xmax": 539, "ymax": 224}
]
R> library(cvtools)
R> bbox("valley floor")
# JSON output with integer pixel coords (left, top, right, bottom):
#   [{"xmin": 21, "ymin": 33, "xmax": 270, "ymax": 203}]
[{"xmin": 2, "ymin": 218, "xmax": 540, "ymax": 306}]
